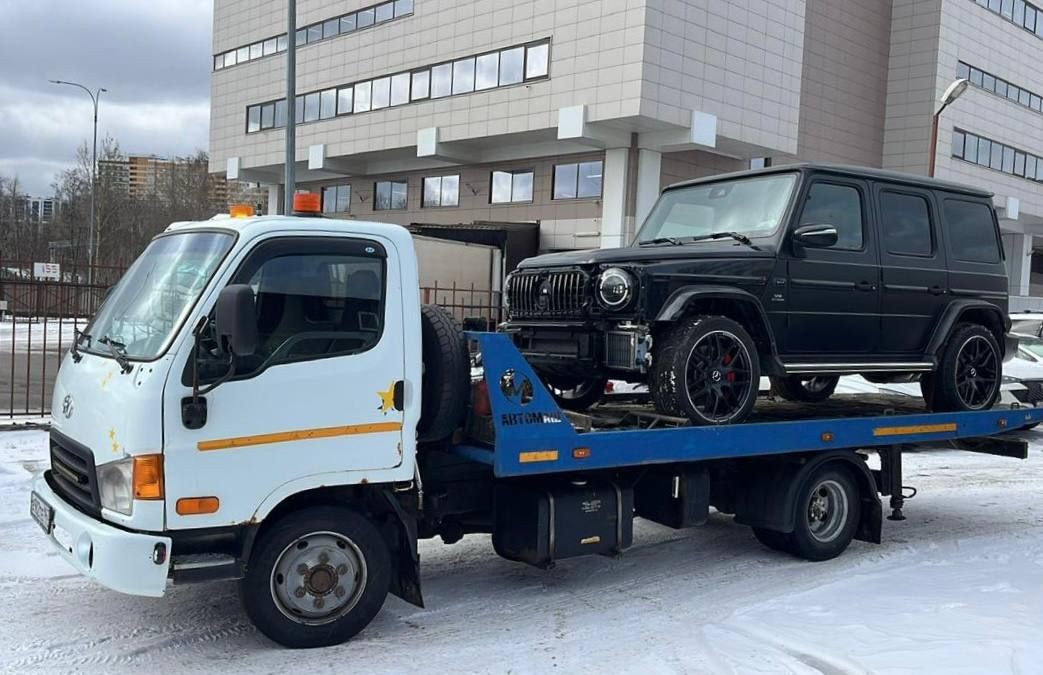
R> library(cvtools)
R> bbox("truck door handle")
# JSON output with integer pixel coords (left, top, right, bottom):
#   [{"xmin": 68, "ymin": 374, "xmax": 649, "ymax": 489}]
[
  {"xmin": 856, "ymin": 281, "xmax": 876, "ymax": 292},
  {"xmin": 929, "ymin": 285, "xmax": 945, "ymax": 295}
]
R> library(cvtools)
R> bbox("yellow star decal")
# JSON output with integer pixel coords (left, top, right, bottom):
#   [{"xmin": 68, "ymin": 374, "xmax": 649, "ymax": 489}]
[
  {"xmin": 108, "ymin": 427, "xmax": 122, "ymax": 454},
  {"xmin": 377, "ymin": 382, "xmax": 398, "ymax": 414}
]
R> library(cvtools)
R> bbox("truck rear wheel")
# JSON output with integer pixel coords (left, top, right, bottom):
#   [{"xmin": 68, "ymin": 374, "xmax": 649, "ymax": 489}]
[
  {"xmin": 787, "ymin": 465, "xmax": 860, "ymax": 562},
  {"xmin": 241, "ymin": 506, "xmax": 391, "ymax": 648},
  {"xmin": 419, "ymin": 304, "xmax": 470, "ymax": 441}
]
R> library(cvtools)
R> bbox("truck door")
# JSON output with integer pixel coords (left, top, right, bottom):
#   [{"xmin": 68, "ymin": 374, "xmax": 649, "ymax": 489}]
[
  {"xmin": 163, "ymin": 235, "xmax": 406, "ymax": 529},
  {"xmin": 875, "ymin": 185, "xmax": 948, "ymax": 354},
  {"xmin": 783, "ymin": 178, "xmax": 880, "ymax": 355}
]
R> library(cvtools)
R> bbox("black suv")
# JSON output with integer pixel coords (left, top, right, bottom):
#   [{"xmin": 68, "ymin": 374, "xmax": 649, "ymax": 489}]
[{"xmin": 504, "ymin": 164, "xmax": 1013, "ymax": 425}]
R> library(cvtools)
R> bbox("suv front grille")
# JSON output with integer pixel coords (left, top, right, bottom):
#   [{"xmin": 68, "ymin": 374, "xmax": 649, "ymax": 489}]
[
  {"xmin": 47, "ymin": 432, "xmax": 101, "ymax": 517},
  {"xmin": 508, "ymin": 270, "xmax": 589, "ymax": 319}
]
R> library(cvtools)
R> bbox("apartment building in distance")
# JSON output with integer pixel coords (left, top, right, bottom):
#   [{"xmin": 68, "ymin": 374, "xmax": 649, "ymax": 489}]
[
  {"xmin": 209, "ymin": 0, "xmax": 1043, "ymax": 307},
  {"xmin": 100, "ymin": 154, "xmax": 264, "ymax": 209}
]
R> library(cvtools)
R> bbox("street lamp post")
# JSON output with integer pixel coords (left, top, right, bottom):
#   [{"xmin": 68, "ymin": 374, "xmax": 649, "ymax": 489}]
[
  {"xmin": 284, "ymin": 0, "xmax": 297, "ymax": 214},
  {"xmin": 49, "ymin": 80, "xmax": 106, "ymax": 286},
  {"xmin": 928, "ymin": 78, "xmax": 970, "ymax": 178}
]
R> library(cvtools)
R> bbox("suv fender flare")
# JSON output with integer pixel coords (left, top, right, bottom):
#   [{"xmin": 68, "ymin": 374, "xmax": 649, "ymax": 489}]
[
  {"xmin": 654, "ymin": 285, "xmax": 778, "ymax": 355},
  {"xmin": 926, "ymin": 300, "xmax": 1010, "ymax": 357},
  {"xmin": 732, "ymin": 451, "xmax": 883, "ymax": 544}
]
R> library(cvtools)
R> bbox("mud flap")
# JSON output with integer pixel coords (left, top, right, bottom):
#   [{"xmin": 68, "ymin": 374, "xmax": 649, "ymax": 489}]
[{"xmin": 382, "ymin": 490, "xmax": 424, "ymax": 608}]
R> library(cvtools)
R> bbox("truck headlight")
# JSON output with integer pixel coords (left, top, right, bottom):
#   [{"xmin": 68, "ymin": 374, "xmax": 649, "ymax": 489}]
[
  {"xmin": 597, "ymin": 268, "xmax": 633, "ymax": 309},
  {"xmin": 97, "ymin": 458, "xmax": 134, "ymax": 515}
]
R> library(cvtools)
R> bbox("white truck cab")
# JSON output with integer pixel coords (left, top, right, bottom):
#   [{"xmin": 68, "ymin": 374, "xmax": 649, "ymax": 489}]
[{"xmin": 32, "ymin": 209, "xmax": 444, "ymax": 646}]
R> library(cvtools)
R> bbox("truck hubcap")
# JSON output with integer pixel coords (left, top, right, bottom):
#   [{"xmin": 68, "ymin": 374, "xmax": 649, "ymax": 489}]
[
  {"xmin": 955, "ymin": 336, "xmax": 998, "ymax": 409},
  {"xmin": 806, "ymin": 479, "xmax": 848, "ymax": 543},
  {"xmin": 271, "ymin": 532, "xmax": 367, "ymax": 625},
  {"xmin": 684, "ymin": 330, "xmax": 753, "ymax": 422}
]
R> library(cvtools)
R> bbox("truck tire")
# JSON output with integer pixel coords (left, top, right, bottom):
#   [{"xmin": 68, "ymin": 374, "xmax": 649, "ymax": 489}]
[
  {"xmin": 659, "ymin": 316, "xmax": 760, "ymax": 425},
  {"xmin": 240, "ymin": 506, "xmax": 391, "ymax": 648},
  {"xmin": 419, "ymin": 304, "xmax": 470, "ymax": 442},
  {"xmin": 924, "ymin": 323, "xmax": 1002, "ymax": 412},
  {"xmin": 770, "ymin": 376, "xmax": 839, "ymax": 403},
  {"xmin": 786, "ymin": 464, "xmax": 861, "ymax": 562},
  {"xmin": 752, "ymin": 527, "xmax": 793, "ymax": 554}
]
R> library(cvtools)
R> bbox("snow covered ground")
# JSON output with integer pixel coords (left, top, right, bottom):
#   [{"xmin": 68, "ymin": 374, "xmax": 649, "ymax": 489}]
[{"xmin": 3, "ymin": 429, "xmax": 1043, "ymax": 674}]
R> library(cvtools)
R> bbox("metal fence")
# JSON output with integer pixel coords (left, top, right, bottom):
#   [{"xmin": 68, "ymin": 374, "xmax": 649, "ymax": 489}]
[
  {"xmin": 0, "ymin": 268, "xmax": 503, "ymax": 419},
  {"xmin": 0, "ymin": 261, "xmax": 123, "ymax": 419}
]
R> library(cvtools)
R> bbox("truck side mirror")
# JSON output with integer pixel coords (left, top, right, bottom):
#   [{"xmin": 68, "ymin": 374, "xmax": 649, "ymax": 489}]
[
  {"xmin": 793, "ymin": 224, "xmax": 839, "ymax": 249},
  {"xmin": 214, "ymin": 284, "xmax": 258, "ymax": 357}
]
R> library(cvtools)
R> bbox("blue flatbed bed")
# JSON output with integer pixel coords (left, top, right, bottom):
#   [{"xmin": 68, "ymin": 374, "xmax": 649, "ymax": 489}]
[{"xmin": 454, "ymin": 333, "xmax": 1043, "ymax": 478}]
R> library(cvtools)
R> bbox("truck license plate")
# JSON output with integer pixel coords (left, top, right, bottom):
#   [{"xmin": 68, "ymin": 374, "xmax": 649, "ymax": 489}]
[{"xmin": 30, "ymin": 491, "xmax": 54, "ymax": 535}]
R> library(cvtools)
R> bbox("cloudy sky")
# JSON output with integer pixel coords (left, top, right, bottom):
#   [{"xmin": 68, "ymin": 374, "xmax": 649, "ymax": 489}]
[{"xmin": 0, "ymin": 0, "xmax": 213, "ymax": 195}]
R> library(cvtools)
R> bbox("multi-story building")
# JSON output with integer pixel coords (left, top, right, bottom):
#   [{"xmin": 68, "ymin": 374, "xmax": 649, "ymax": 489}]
[
  {"xmin": 209, "ymin": 0, "xmax": 1043, "ymax": 306},
  {"xmin": 13, "ymin": 196, "xmax": 58, "ymax": 224},
  {"xmin": 100, "ymin": 154, "xmax": 265, "ymax": 210}
]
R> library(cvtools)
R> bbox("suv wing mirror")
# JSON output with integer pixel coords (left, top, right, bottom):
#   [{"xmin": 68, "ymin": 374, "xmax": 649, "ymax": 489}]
[
  {"xmin": 214, "ymin": 284, "xmax": 258, "ymax": 357},
  {"xmin": 793, "ymin": 224, "xmax": 839, "ymax": 249}
]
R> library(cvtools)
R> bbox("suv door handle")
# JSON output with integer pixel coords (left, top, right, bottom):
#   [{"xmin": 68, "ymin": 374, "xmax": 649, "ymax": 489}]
[
  {"xmin": 929, "ymin": 285, "xmax": 945, "ymax": 295},
  {"xmin": 856, "ymin": 281, "xmax": 876, "ymax": 292}
]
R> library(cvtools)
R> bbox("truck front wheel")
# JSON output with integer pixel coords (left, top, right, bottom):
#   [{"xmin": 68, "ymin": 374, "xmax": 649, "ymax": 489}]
[{"xmin": 241, "ymin": 506, "xmax": 391, "ymax": 648}]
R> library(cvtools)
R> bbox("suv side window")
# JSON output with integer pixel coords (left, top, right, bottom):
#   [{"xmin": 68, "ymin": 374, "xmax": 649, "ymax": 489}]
[
  {"xmin": 879, "ymin": 190, "xmax": 933, "ymax": 257},
  {"xmin": 799, "ymin": 182, "xmax": 864, "ymax": 250},
  {"xmin": 943, "ymin": 199, "xmax": 1001, "ymax": 263}
]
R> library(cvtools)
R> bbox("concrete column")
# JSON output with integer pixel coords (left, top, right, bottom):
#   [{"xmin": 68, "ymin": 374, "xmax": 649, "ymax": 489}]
[
  {"xmin": 1002, "ymin": 232, "xmax": 1032, "ymax": 297},
  {"xmin": 601, "ymin": 147, "xmax": 630, "ymax": 249},
  {"xmin": 634, "ymin": 149, "xmax": 662, "ymax": 230},
  {"xmin": 267, "ymin": 184, "xmax": 282, "ymax": 215}
]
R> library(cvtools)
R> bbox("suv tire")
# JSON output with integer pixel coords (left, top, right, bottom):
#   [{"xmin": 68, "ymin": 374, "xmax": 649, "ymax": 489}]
[
  {"xmin": 659, "ymin": 315, "xmax": 760, "ymax": 425},
  {"xmin": 770, "ymin": 376, "xmax": 839, "ymax": 403},
  {"xmin": 924, "ymin": 322, "xmax": 1002, "ymax": 412}
]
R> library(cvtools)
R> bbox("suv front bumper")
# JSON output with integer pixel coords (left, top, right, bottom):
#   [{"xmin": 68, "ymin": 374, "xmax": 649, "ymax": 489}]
[{"xmin": 31, "ymin": 473, "xmax": 171, "ymax": 597}]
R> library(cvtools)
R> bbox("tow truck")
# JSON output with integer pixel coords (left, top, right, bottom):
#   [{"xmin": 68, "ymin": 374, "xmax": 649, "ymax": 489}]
[{"xmin": 30, "ymin": 199, "xmax": 1043, "ymax": 648}]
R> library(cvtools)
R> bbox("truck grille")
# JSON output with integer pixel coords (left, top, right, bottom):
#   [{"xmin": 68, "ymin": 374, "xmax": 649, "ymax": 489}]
[
  {"xmin": 507, "ymin": 270, "xmax": 589, "ymax": 319},
  {"xmin": 47, "ymin": 431, "xmax": 101, "ymax": 517}
]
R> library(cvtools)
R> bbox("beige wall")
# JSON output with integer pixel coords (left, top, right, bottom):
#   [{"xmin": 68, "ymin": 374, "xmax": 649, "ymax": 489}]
[{"xmin": 796, "ymin": 0, "xmax": 892, "ymax": 167}]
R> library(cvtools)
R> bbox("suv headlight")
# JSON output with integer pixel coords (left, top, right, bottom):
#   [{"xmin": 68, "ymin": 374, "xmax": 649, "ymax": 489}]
[
  {"xmin": 597, "ymin": 267, "xmax": 634, "ymax": 309},
  {"xmin": 97, "ymin": 458, "xmax": 134, "ymax": 515}
]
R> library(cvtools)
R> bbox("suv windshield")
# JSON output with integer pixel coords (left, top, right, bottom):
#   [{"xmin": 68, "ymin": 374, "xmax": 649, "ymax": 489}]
[
  {"xmin": 635, "ymin": 173, "xmax": 798, "ymax": 244},
  {"xmin": 82, "ymin": 231, "xmax": 234, "ymax": 361}
]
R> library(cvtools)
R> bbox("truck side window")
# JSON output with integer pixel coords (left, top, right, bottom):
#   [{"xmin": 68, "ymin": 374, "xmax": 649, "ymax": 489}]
[
  {"xmin": 243, "ymin": 253, "xmax": 385, "ymax": 374},
  {"xmin": 879, "ymin": 191, "xmax": 933, "ymax": 257},
  {"xmin": 800, "ymin": 183, "xmax": 864, "ymax": 250},
  {"xmin": 943, "ymin": 199, "xmax": 1001, "ymax": 264}
]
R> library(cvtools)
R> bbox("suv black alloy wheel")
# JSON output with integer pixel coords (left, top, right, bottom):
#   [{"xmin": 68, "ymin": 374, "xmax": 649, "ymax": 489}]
[{"xmin": 924, "ymin": 323, "xmax": 1001, "ymax": 412}]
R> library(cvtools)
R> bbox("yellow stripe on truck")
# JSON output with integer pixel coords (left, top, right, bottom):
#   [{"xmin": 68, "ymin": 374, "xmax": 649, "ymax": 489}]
[
  {"xmin": 872, "ymin": 422, "xmax": 958, "ymax": 437},
  {"xmin": 197, "ymin": 421, "xmax": 403, "ymax": 452}
]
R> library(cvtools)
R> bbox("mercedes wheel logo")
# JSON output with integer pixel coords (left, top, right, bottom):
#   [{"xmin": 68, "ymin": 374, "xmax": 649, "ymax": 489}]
[{"xmin": 61, "ymin": 394, "xmax": 74, "ymax": 419}]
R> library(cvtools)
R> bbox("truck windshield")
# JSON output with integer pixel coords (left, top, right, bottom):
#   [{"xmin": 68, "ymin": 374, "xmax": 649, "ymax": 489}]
[
  {"xmin": 81, "ymin": 231, "xmax": 234, "ymax": 361},
  {"xmin": 635, "ymin": 173, "xmax": 798, "ymax": 244}
]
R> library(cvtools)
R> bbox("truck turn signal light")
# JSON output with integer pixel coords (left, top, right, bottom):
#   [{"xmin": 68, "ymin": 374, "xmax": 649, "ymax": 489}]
[
  {"xmin": 176, "ymin": 497, "xmax": 220, "ymax": 515},
  {"xmin": 133, "ymin": 455, "xmax": 165, "ymax": 500}
]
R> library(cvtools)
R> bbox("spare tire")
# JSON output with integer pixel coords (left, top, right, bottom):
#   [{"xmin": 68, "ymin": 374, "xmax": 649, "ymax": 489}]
[{"xmin": 418, "ymin": 305, "xmax": 470, "ymax": 442}]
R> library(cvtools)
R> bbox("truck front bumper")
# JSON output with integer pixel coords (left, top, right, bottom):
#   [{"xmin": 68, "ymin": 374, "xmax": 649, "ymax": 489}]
[{"xmin": 31, "ymin": 474, "xmax": 171, "ymax": 597}]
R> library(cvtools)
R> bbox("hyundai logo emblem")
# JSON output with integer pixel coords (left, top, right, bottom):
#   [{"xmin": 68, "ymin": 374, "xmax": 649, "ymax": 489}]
[{"xmin": 61, "ymin": 394, "xmax": 74, "ymax": 419}]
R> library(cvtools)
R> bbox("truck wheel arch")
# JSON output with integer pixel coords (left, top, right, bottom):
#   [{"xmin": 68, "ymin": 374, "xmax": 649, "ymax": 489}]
[
  {"xmin": 655, "ymin": 286, "xmax": 778, "ymax": 357},
  {"xmin": 926, "ymin": 300, "xmax": 1008, "ymax": 357},
  {"xmin": 732, "ymin": 452, "xmax": 882, "ymax": 545}
]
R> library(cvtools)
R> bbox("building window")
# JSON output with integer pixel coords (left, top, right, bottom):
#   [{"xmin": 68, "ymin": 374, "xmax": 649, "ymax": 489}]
[
  {"xmin": 491, "ymin": 170, "xmax": 534, "ymax": 204},
  {"xmin": 422, "ymin": 175, "xmax": 460, "ymax": 207},
  {"xmin": 244, "ymin": 39, "xmax": 552, "ymax": 133},
  {"xmin": 958, "ymin": 61, "xmax": 1043, "ymax": 114},
  {"xmin": 322, "ymin": 185, "xmax": 352, "ymax": 213},
  {"xmin": 953, "ymin": 128, "xmax": 1043, "ymax": 182},
  {"xmin": 553, "ymin": 161, "xmax": 603, "ymax": 199},
  {"xmin": 973, "ymin": 0, "xmax": 1043, "ymax": 40},
  {"xmin": 375, "ymin": 180, "xmax": 408, "ymax": 210},
  {"xmin": 213, "ymin": 0, "xmax": 415, "ymax": 72}
]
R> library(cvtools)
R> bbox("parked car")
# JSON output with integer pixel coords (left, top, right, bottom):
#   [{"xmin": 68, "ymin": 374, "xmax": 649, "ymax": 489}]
[
  {"xmin": 1011, "ymin": 312, "xmax": 1043, "ymax": 338},
  {"xmin": 504, "ymin": 163, "xmax": 1013, "ymax": 425}
]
